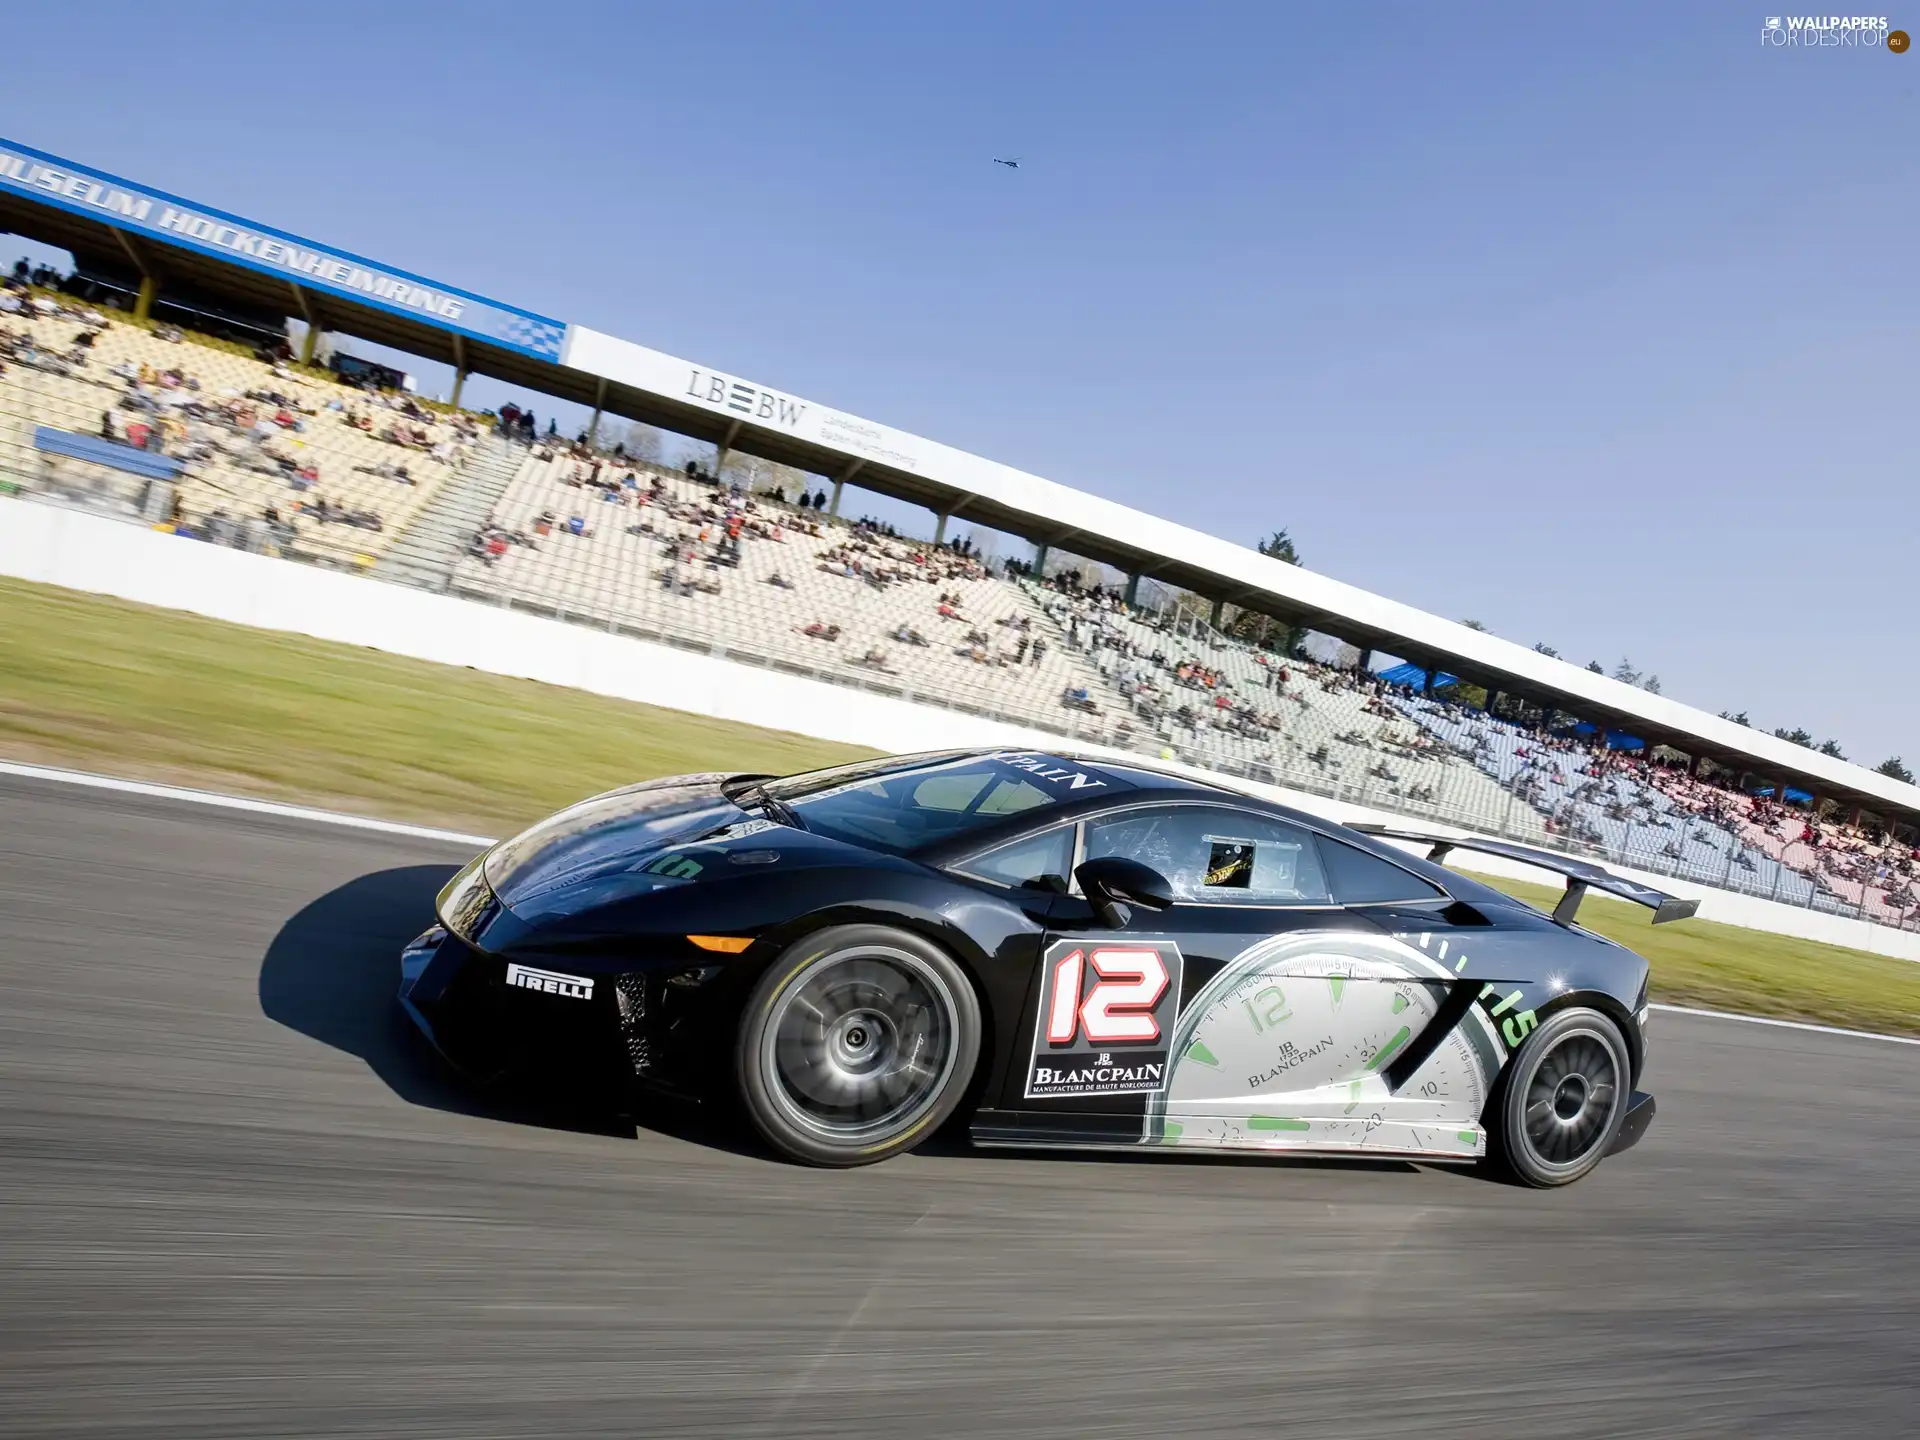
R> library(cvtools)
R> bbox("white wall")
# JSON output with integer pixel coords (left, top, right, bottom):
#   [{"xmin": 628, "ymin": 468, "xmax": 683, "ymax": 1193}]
[{"xmin": 4, "ymin": 495, "xmax": 1916, "ymax": 964}]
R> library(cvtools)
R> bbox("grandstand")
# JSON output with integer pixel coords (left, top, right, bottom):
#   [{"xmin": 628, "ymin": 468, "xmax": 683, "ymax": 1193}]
[
  {"xmin": 3, "ymin": 134, "xmax": 1918, "ymax": 934},
  {"xmin": 0, "ymin": 290, "xmax": 478, "ymax": 567}
]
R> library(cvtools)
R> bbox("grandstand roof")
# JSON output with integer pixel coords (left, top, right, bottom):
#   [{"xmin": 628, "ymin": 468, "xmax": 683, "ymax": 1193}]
[{"xmin": 5, "ymin": 135, "xmax": 1915, "ymax": 822}]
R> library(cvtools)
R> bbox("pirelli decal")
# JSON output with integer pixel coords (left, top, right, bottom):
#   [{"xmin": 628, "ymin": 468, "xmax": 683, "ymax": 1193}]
[
  {"xmin": 505, "ymin": 962, "xmax": 593, "ymax": 1000},
  {"xmin": 1025, "ymin": 939, "xmax": 1183, "ymax": 1099}
]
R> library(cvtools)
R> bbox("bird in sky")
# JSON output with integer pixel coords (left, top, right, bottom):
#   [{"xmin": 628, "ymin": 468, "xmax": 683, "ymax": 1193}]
[{"xmin": 992, "ymin": 157, "xmax": 1020, "ymax": 169}]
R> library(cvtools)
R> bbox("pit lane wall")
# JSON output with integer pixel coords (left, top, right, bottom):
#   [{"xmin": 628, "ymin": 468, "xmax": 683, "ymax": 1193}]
[{"xmin": 4, "ymin": 494, "xmax": 1916, "ymax": 964}]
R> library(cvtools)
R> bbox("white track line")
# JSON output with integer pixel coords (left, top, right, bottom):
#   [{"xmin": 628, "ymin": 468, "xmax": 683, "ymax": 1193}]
[
  {"xmin": 4, "ymin": 759, "xmax": 1917, "ymax": 1048},
  {"xmin": 0, "ymin": 759, "xmax": 493, "ymax": 846},
  {"xmin": 1650, "ymin": 1004, "xmax": 1919, "ymax": 1047}
]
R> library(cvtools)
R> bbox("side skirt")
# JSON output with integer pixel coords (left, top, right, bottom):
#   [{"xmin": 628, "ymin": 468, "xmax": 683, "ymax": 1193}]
[{"xmin": 970, "ymin": 1111, "xmax": 1484, "ymax": 1163}]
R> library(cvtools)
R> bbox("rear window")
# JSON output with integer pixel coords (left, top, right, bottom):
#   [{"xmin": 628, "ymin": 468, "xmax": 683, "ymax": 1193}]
[
  {"xmin": 1317, "ymin": 838, "xmax": 1446, "ymax": 904},
  {"xmin": 774, "ymin": 754, "xmax": 1086, "ymax": 855}
]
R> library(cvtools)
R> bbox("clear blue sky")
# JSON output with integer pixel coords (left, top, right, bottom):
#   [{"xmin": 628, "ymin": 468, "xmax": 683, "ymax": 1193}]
[{"xmin": 3, "ymin": 2, "xmax": 1914, "ymax": 763}]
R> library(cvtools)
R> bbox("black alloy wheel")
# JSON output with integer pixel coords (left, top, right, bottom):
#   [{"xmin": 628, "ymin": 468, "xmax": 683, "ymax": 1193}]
[
  {"xmin": 736, "ymin": 925, "xmax": 981, "ymax": 1167},
  {"xmin": 1495, "ymin": 1006, "xmax": 1631, "ymax": 1188}
]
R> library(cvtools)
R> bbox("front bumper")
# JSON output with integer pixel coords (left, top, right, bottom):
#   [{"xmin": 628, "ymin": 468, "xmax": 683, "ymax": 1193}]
[
  {"xmin": 397, "ymin": 926, "xmax": 732, "ymax": 1093},
  {"xmin": 398, "ymin": 926, "xmax": 624, "ymax": 1084}
]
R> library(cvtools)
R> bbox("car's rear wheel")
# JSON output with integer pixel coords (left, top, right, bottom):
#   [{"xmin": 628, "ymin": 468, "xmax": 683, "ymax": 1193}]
[
  {"xmin": 736, "ymin": 925, "xmax": 980, "ymax": 1167},
  {"xmin": 1492, "ymin": 1007, "xmax": 1630, "ymax": 1188}
]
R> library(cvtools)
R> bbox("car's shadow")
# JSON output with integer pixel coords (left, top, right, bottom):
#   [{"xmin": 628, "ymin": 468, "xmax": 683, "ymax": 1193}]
[
  {"xmin": 259, "ymin": 864, "xmax": 673, "ymax": 1143},
  {"xmin": 258, "ymin": 865, "xmax": 1508, "ymax": 1178}
]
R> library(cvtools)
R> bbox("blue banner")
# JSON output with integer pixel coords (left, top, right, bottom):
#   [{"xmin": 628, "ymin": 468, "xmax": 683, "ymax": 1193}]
[{"xmin": 0, "ymin": 139, "xmax": 566, "ymax": 363}]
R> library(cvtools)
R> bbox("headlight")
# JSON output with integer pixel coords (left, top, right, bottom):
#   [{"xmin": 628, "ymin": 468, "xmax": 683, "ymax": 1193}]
[{"xmin": 437, "ymin": 857, "xmax": 498, "ymax": 943}]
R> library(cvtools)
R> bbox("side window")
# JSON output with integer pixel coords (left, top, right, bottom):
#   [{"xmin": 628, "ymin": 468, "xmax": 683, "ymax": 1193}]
[
  {"xmin": 1083, "ymin": 807, "xmax": 1331, "ymax": 905},
  {"xmin": 1317, "ymin": 838, "xmax": 1445, "ymax": 904},
  {"xmin": 957, "ymin": 826, "xmax": 1075, "ymax": 890}
]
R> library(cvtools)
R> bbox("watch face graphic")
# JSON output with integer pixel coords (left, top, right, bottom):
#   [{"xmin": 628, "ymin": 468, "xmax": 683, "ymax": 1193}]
[{"xmin": 1144, "ymin": 931, "xmax": 1502, "ymax": 1157}]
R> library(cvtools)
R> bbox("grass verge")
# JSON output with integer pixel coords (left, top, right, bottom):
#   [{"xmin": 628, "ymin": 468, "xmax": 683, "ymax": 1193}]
[
  {"xmin": 1480, "ymin": 877, "xmax": 1920, "ymax": 1038},
  {"xmin": 2, "ymin": 575, "xmax": 1916, "ymax": 1036},
  {"xmin": 0, "ymin": 576, "xmax": 871, "ymax": 836}
]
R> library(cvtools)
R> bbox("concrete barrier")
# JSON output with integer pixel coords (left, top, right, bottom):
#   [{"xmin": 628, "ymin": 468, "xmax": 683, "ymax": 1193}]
[{"xmin": 4, "ymin": 494, "xmax": 1915, "ymax": 963}]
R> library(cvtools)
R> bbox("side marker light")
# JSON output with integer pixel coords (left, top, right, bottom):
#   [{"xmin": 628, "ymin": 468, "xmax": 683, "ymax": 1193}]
[{"xmin": 688, "ymin": 935, "xmax": 753, "ymax": 953}]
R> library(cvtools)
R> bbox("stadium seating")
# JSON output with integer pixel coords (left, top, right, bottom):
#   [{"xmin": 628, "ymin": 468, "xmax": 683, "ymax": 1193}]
[
  {"xmin": 1004, "ymin": 579, "xmax": 1917, "ymax": 926},
  {"xmin": 1385, "ymin": 692, "xmax": 1919, "ymax": 924},
  {"xmin": 1022, "ymin": 582, "xmax": 1547, "ymax": 837},
  {"xmin": 443, "ymin": 455, "xmax": 1129, "ymax": 733},
  {"xmin": 0, "ymin": 291, "xmax": 478, "ymax": 567}
]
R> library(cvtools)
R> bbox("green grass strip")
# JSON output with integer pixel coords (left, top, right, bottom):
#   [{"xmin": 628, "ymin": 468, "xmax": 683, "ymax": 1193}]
[{"xmin": 0, "ymin": 576, "xmax": 870, "ymax": 836}]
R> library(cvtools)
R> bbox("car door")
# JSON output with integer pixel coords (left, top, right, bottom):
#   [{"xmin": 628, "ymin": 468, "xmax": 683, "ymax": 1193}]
[
  {"xmin": 1017, "ymin": 803, "xmax": 1496, "ymax": 1157},
  {"xmin": 1005, "ymin": 804, "xmax": 1358, "ymax": 1120}
]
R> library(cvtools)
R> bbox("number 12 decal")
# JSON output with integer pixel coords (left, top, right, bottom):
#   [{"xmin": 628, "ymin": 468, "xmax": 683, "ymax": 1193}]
[
  {"xmin": 1046, "ymin": 947, "xmax": 1171, "ymax": 1045},
  {"xmin": 1025, "ymin": 939, "xmax": 1184, "ymax": 1100}
]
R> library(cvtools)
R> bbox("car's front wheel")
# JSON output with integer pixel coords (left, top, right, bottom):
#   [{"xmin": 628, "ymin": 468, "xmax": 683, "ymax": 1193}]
[
  {"xmin": 1491, "ymin": 1006, "xmax": 1631, "ymax": 1187},
  {"xmin": 736, "ymin": 925, "xmax": 981, "ymax": 1167}
]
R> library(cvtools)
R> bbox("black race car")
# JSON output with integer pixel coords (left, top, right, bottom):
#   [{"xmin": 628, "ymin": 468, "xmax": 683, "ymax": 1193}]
[{"xmin": 399, "ymin": 749, "xmax": 1692, "ymax": 1185}]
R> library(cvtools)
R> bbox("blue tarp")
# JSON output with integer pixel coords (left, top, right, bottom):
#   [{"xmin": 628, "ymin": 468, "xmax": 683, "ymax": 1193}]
[
  {"xmin": 1378, "ymin": 662, "xmax": 1460, "ymax": 690},
  {"xmin": 1568, "ymin": 721, "xmax": 1646, "ymax": 751},
  {"xmin": 34, "ymin": 426, "xmax": 182, "ymax": 482},
  {"xmin": 1750, "ymin": 785, "xmax": 1815, "ymax": 805}
]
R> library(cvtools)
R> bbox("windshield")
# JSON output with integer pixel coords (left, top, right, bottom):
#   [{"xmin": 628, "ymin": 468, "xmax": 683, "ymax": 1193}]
[{"xmin": 761, "ymin": 752, "xmax": 1099, "ymax": 855}]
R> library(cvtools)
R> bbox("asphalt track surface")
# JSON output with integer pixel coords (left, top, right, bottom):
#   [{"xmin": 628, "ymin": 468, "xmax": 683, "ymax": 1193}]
[{"xmin": 2, "ymin": 773, "xmax": 1915, "ymax": 1439}]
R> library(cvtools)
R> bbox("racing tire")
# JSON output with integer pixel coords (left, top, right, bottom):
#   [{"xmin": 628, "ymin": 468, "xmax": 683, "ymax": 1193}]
[
  {"xmin": 736, "ymin": 925, "xmax": 981, "ymax": 1167},
  {"xmin": 1490, "ymin": 1006, "xmax": 1630, "ymax": 1188}
]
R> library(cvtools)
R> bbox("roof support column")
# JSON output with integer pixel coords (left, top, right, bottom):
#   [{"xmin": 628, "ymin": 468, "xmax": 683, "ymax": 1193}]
[
  {"xmin": 299, "ymin": 321, "xmax": 317, "ymax": 366},
  {"xmin": 1033, "ymin": 542, "xmax": 1049, "ymax": 576},
  {"xmin": 1123, "ymin": 572, "xmax": 1140, "ymax": 608},
  {"xmin": 1357, "ymin": 647, "xmax": 1374, "ymax": 674},
  {"xmin": 587, "ymin": 377, "xmax": 609, "ymax": 449},
  {"xmin": 933, "ymin": 496, "xmax": 969, "ymax": 550},
  {"xmin": 449, "ymin": 335, "xmax": 468, "ymax": 411},
  {"xmin": 828, "ymin": 459, "xmax": 861, "ymax": 523},
  {"xmin": 712, "ymin": 416, "xmax": 741, "ymax": 475},
  {"xmin": 1209, "ymin": 597, "xmax": 1224, "ymax": 630},
  {"xmin": 113, "ymin": 231, "xmax": 160, "ymax": 325}
]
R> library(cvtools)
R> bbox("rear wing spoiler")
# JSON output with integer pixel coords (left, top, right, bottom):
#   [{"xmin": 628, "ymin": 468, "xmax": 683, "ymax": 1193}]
[{"xmin": 1348, "ymin": 824, "xmax": 1701, "ymax": 926}]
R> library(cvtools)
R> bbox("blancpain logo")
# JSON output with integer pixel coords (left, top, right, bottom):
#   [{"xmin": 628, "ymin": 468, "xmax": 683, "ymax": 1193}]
[
  {"xmin": 998, "ymin": 754, "xmax": 1108, "ymax": 791},
  {"xmin": 505, "ymin": 963, "xmax": 594, "ymax": 1000},
  {"xmin": 1030, "ymin": 1060, "xmax": 1166, "ymax": 1090}
]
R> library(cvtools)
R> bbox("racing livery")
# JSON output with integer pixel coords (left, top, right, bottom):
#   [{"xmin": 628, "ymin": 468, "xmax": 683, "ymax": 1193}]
[{"xmin": 399, "ymin": 749, "xmax": 1687, "ymax": 1184}]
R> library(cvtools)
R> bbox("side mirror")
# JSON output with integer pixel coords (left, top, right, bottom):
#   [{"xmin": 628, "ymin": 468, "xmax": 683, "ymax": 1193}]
[{"xmin": 1074, "ymin": 856, "xmax": 1175, "ymax": 928}]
